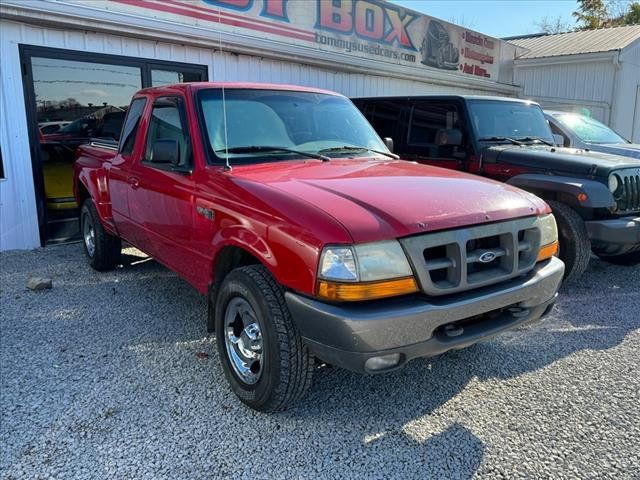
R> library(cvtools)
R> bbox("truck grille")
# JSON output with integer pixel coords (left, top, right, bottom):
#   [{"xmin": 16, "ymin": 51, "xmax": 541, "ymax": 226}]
[
  {"xmin": 400, "ymin": 217, "xmax": 543, "ymax": 296},
  {"xmin": 616, "ymin": 172, "xmax": 640, "ymax": 213}
]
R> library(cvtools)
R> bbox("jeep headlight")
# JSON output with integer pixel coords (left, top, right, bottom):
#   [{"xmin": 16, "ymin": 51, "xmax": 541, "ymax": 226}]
[
  {"xmin": 318, "ymin": 241, "xmax": 418, "ymax": 301},
  {"xmin": 608, "ymin": 174, "xmax": 620, "ymax": 194},
  {"xmin": 537, "ymin": 214, "xmax": 559, "ymax": 262}
]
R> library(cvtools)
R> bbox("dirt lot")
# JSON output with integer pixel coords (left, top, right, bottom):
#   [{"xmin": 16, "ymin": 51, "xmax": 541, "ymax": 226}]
[{"xmin": 1, "ymin": 244, "xmax": 639, "ymax": 479}]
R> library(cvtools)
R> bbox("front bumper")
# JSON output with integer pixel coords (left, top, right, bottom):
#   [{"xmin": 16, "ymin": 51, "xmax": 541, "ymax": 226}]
[
  {"xmin": 586, "ymin": 215, "xmax": 640, "ymax": 255},
  {"xmin": 286, "ymin": 257, "xmax": 564, "ymax": 373}
]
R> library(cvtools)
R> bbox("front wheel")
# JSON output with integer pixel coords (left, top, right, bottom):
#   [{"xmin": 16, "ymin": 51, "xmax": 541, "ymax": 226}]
[
  {"xmin": 214, "ymin": 265, "xmax": 313, "ymax": 412},
  {"xmin": 547, "ymin": 201, "xmax": 591, "ymax": 282},
  {"xmin": 80, "ymin": 200, "xmax": 121, "ymax": 271},
  {"xmin": 598, "ymin": 251, "xmax": 640, "ymax": 266}
]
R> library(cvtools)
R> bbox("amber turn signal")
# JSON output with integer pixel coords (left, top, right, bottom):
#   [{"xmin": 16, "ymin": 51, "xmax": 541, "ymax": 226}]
[
  {"xmin": 317, "ymin": 277, "xmax": 419, "ymax": 302},
  {"xmin": 537, "ymin": 240, "xmax": 559, "ymax": 262}
]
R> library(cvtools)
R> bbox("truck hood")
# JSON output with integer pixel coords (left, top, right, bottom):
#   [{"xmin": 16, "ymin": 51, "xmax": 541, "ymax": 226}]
[
  {"xmin": 586, "ymin": 143, "xmax": 640, "ymax": 160},
  {"xmin": 230, "ymin": 159, "xmax": 548, "ymax": 243},
  {"xmin": 483, "ymin": 145, "xmax": 640, "ymax": 177}
]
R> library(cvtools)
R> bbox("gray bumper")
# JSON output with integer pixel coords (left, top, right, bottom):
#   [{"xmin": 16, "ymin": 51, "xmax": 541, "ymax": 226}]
[
  {"xmin": 586, "ymin": 215, "xmax": 640, "ymax": 255},
  {"xmin": 285, "ymin": 257, "xmax": 564, "ymax": 373}
]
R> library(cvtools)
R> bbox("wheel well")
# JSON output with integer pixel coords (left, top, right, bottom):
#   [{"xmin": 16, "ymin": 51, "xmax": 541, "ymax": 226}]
[
  {"xmin": 77, "ymin": 182, "xmax": 90, "ymax": 205},
  {"xmin": 208, "ymin": 246, "xmax": 262, "ymax": 333},
  {"xmin": 213, "ymin": 246, "xmax": 261, "ymax": 286}
]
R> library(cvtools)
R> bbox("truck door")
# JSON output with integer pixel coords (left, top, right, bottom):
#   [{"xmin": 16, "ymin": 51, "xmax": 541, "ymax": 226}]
[
  {"xmin": 127, "ymin": 95, "xmax": 199, "ymax": 281},
  {"xmin": 403, "ymin": 100, "xmax": 468, "ymax": 171}
]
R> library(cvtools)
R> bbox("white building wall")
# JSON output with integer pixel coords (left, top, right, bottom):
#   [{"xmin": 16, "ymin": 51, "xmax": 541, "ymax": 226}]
[
  {"xmin": 514, "ymin": 57, "xmax": 616, "ymax": 124},
  {"xmin": 0, "ymin": 18, "xmax": 508, "ymax": 250},
  {"xmin": 612, "ymin": 42, "xmax": 640, "ymax": 142}
]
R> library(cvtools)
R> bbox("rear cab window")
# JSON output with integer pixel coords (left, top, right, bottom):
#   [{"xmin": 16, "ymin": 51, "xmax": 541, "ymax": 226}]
[{"xmin": 119, "ymin": 97, "xmax": 147, "ymax": 156}]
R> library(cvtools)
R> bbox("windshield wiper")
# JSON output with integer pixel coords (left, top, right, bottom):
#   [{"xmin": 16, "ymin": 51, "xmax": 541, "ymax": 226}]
[
  {"xmin": 477, "ymin": 136, "xmax": 523, "ymax": 145},
  {"xmin": 215, "ymin": 146, "xmax": 330, "ymax": 162},
  {"xmin": 515, "ymin": 136, "xmax": 554, "ymax": 146},
  {"xmin": 317, "ymin": 145, "xmax": 399, "ymax": 160}
]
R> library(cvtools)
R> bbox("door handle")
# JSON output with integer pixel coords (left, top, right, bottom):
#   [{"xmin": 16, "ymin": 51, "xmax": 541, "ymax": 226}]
[{"xmin": 128, "ymin": 176, "xmax": 140, "ymax": 189}]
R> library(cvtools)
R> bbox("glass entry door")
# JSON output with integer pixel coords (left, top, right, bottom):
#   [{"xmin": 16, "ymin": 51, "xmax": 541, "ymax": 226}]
[{"xmin": 20, "ymin": 46, "xmax": 207, "ymax": 245}]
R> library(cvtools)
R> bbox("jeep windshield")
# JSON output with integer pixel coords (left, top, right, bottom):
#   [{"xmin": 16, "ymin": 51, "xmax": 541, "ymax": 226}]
[
  {"xmin": 197, "ymin": 89, "xmax": 389, "ymax": 165},
  {"xmin": 469, "ymin": 100, "xmax": 555, "ymax": 146}
]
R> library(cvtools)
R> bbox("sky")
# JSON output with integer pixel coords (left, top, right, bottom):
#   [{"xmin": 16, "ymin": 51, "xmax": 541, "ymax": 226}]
[{"xmin": 393, "ymin": 0, "xmax": 580, "ymax": 38}]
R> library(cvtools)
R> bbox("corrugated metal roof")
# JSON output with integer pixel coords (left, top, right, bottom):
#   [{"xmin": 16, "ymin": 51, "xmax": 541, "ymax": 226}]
[{"xmin": 509, "ymin": 25, "xmax": 640, "ymax": 59}]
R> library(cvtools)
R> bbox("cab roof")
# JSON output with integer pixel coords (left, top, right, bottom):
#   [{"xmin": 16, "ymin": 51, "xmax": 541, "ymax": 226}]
[
  {"xmin": 352, "ymin": 94, "xmax": 540, "ymax": 105},
  {"xmin": 137, "ymin": 82, "xmax": 342, "ymax": 97}
]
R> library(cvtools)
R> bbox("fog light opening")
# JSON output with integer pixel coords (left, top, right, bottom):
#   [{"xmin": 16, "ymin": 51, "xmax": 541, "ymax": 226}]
[{"xmin": 364, "ymin": 353, "xmax": 402, "ymax": 372}]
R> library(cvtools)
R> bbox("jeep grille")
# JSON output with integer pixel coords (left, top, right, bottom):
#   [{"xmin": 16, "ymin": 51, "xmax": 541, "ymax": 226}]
[
  {"xmin": 400, "ymin": 217, "xmax": 542, "ymax": 296},
  {"xmin": 616, "ymin": 171, "xmax": 640, "ymax": 213}
]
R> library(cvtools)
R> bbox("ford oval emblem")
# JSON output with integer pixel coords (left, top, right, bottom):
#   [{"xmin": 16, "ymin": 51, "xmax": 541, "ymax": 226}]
[{"xmin": 478, "ymin": 252, "xmax": 496, "ymax": 263}]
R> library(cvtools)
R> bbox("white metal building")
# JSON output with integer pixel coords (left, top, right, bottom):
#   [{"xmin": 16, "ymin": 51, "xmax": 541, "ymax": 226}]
[
  {"xmin": 508, "ymin": 25, "xmax": 640, "ymax": 143},
  {"xmin": 0, "ymin": 0, "xmax": 521, "ymax": 251}
]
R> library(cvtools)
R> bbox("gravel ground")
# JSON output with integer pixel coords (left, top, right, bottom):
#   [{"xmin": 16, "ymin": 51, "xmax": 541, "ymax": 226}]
[{"xmin": 1, "ymin": 244, "xmax": 639, "ymax": 479}]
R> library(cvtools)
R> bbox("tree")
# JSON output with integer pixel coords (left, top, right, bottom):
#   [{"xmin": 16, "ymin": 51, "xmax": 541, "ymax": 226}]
[
  {"xmin": 618, "ymin": 2, "xmax": 640, "ymax": 24},
  {"xmin": 573, "ymin": 0, "xmax": 610, "ymax": 29},
  {"xmin": 535, "ymin": 15, "xmax": 574, "ymax": 34}
]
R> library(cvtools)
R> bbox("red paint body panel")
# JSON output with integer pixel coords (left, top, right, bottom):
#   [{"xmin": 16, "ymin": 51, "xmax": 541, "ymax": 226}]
[{"xmin": 74, "ymin": 83, "xmax": 549, "ymax": 296}]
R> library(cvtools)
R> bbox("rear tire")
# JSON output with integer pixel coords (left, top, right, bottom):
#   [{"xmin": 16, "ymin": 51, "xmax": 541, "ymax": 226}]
[
  {"xmin": 598, "ymin": 251, "xmax": 640, "ymax": 266},
  {"xmin": 547, "ymin": 200, "xmax": 591, "ymax": 282},
  {"xmin": 214, "ymin": 265, "xmax": 313, "ymax": 412},
  {"xmin": 80, "ymin": 199, "xmax": 121, "ymax": 271}
]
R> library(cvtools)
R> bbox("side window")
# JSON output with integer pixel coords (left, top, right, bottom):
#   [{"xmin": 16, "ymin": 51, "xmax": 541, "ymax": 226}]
[
  {"xmin": 407, "ymin": 102, "xmax": 465, "ymax": 159},
  {"xmin": 119, "ymin": 98, "xmax": 147, "ymax": 155},
  {"xmin": 365, "ymin": 101, "xmax": 403, "ymax": 140},
  {"xmin": 144, "ymin": 97, "xmax": 191, "ymax": 167}
]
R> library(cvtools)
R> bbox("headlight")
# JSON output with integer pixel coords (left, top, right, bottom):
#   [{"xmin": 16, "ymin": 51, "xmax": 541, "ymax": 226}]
[
  {"xmin": 318, "ymin": 240, "xmax": 417, "ymax": 301},
  {"xmin": 536, "ymin": 214, "xmax": 559, "ymax": 262},
  {"xmin": 608, "ymin": 174, "xmax": 619, "ymax": 194}
]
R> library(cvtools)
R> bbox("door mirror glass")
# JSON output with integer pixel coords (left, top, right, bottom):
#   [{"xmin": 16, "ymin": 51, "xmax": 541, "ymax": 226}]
[
  {"xmin": 151, "ymin": 139, "xmax": 180, "ymax": 165},
  {"xmin": 435, "ymin": 128, "xmax": 462, "ymax": 146},
  {"xmin": 383, "ymin": 137, "xmax": 394, "ymax": 152}
]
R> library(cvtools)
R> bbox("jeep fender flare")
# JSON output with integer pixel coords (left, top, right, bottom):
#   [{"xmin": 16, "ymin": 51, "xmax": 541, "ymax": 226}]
[{"xmin": 507, "ymin": 174, "xmax": 615, "ymax": 209}]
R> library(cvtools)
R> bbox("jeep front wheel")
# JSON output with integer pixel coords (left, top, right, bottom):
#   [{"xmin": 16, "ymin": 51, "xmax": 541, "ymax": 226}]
[
  {"xmin": 547, "ymin": 200, "xmax": 591, "ymax": 282},
  {"xmin": 214, "ymin": 265, "xmax": 313, "ymax": 412}
]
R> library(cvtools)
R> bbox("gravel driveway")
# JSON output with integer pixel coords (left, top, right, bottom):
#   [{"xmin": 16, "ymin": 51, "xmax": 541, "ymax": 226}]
[{"xmin": 1, "ymin": 244, "xmax": 638, "ymax": 479}]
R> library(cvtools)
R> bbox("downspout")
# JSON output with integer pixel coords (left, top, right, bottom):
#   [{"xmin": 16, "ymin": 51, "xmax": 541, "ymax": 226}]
[{"xmin": 609, "ymin": 50, "xmax": 621, "ymax": 127}]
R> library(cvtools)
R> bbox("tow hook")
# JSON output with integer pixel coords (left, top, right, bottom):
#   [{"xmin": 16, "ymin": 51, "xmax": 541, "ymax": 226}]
[{"xmin": 443, "ymin": 324, "xmax": 464, "ymax": 338}]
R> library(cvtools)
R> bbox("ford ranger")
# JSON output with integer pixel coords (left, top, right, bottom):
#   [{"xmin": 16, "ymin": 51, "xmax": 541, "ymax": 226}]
[
  {"xmin": 74, "ymin": 83, "xmax": 564, "ymax": 411},
  {"xmin": 354, "ymin": 96, "xmax": 640, "ymax": 280}
]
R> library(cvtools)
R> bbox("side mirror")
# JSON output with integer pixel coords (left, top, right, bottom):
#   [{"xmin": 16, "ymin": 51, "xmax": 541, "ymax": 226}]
[
  {"xmin": 383, "ymin": 137, "xmax": 394, "ymax": 153},
  {"xmin": 151, "ymin": 139, "xmax": 180, "ymax": 165},
  {"xmin": 435, "ymin": 128, "xmax": 462, "ymax": 146},
  {"xmin": 552, "ymin": 134, "xmax": 565, "ymax": 147}
]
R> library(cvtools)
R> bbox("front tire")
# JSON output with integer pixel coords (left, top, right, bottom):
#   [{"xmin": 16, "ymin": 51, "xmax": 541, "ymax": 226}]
[
  {"xmin": 547, "ymin": 200, "xmax": 591, "ymax": 282},
  {"xmin": 214, "ymin": 265, "xmax": 313, "ymax": 412},
  {"xmin": 80, "ymin": 200, "xmax": 121, "ymax": 271}
]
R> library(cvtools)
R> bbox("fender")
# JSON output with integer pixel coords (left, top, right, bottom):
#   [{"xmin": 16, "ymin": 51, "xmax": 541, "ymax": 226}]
[
  {"xmin": 75, "ymin": 167, "xmax": 118, "ymax": 235},
  {"xmin": 507, "ymin": 174, "xmax": 615, "ymax": 209}
]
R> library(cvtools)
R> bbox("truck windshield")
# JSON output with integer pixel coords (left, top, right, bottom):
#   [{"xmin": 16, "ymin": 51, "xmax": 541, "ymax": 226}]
[
  {"xmin": 552, "ymin": 113, "xmax": 627, "ymax": 144},
  {"xmin": 197, "ymin": 89, "xmax": 389, "ymax": 164},
  {"xmin": 468, "ymin": 100, "xmax": 555, "ymax": 145}
]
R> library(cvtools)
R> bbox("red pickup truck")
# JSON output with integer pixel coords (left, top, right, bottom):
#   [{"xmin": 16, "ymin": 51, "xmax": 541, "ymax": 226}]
[{"xmin": 74, "ymin": 83, "xmax": 564, "ymax": 411}]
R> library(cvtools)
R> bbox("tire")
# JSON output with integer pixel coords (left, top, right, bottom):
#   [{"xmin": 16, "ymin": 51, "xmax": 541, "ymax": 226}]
[
  {"xmin": 214, "ymin": 265, "xmax": 313, "ymax": 412},
  {"xmin": 598, "ymin": 251, "xmax": 640, "ymax": 266},
  {"xmin": 80, "ymin": 199, "xmax": 121, "ymax": 271},
  {"xmin": 547, "ymin": 200, "xmax": 591, "ymax": 282}
]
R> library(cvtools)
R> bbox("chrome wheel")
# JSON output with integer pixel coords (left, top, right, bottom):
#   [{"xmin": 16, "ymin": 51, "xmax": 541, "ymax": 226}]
[
  {"xmin": 82, "ymin": 212, "xmax": 96, "ymax": 258},
  {"xmin": 224, "ymin": 297, "xmax": 263, "ymax": 385}
]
